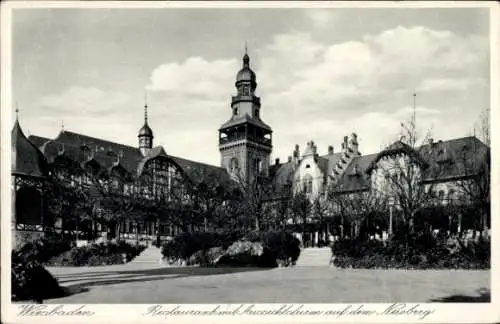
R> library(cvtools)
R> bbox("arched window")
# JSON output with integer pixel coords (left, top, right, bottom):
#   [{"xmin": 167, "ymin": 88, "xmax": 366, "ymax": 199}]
[
  {"xmin": 230, "ymin": 158, "xmax": 239, "ymax": 175},
  {"xmin": 303, "ymin": 174, "xmax": 313, "ymax": 194}
]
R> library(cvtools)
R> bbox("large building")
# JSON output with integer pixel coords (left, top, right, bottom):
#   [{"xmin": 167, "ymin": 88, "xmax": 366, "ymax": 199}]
[{"xmin": 12, "ymin": 51, "xmax": 490, "ymax": 244}]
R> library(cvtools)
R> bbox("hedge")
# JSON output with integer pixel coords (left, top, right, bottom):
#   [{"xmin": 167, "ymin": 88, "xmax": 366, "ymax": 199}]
[
  {"xmin": 331, "ymin": 234, "xmax": 490, "ymax": 270},
  {"xmin": 45, "ymin": 241, "xmax": 146, "ymax": 267}
]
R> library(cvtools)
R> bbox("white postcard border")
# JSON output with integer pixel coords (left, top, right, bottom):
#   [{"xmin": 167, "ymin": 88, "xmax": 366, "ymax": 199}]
[{"xmin": 1, "ymin": 2, "xmax": 499, "ymax": 324}]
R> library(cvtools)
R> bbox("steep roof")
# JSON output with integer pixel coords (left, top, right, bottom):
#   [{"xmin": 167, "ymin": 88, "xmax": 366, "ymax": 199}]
[
  {"xmin": 11, "ymin": 120, "xmax": 49, "ymax": 178},
  {"xmin": 419, "ymin": 136, "xmax": 489, "ymax": 182},
  {"xmin": 27, "ymin": 130, "xmax": 229, "ymax": 184},
  {"xmin": 219, "ymin": 113, "xmax": 272, "ymax": 132},
  {"xmin": 267, "ymin": 161, "xmax": 295, "ymax": 200},
  {"xmin": 318, "ymin": 152, "xmax": 343, "ymax": 176},
  {"xmin": 334, "ymin": 136, "xmax": 489, "ymax": 193},
  {"xmin": 334, "ymin": 153, "xmax": 378, "ymax": 193}
]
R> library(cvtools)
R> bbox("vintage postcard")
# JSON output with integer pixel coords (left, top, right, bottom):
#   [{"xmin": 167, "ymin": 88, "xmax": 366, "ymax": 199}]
[{"xmin": 1, "ymin": 1, "xmax": 499, "ymax": 324}]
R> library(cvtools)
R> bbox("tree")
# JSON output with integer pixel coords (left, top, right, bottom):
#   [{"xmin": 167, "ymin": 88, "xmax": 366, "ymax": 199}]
[
  {"xmin": 289, "ymin": 190, "xmax": 312, "ymax": 246},
  {"xmin": 234, "ymin": 171, "xmax": 276, "ymax": 231},
  {"xmin": 182, "ymin": 168, "xmax": 234, "ymax": 230},
  {"xmin": 455, "ymin": 109, "xmax": 490, "ymax": 239},
  {"xmin": 368, "ymin": 109, "xmax": 436, "ymax": 238},
  {"xmin": 327, "ymin": 183, "xmax": 387, "ymax": 240},
  {"xmin": 311, "ymin": 196, "xmax": 330, "ymax": 244},
  {"xmin": 45, "ymin": 155, "xmax": 97, "ymax": 241}
]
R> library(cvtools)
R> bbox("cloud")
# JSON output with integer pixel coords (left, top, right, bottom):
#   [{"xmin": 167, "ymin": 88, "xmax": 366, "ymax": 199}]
[
  {"xmin": 38, "ymin": 86, "xmax": 132, "ymax": 116},
  {"xmin": 147, "ymin": 57, "xmax": 238, "ymax": 100},
  {"xmin": 305, "ymin": 9, "xmax": 339, "ymax": 29},
  {"xmin": 27, "ymin": 25, "xmax": 488, "ymax": 166},
  {"xmin": 258, "ymin": 26, "xmax": 487, "ymax": 160},
  {"xmin": 418, "ymin": 77, "xmax": 486, "ymax": 92}
]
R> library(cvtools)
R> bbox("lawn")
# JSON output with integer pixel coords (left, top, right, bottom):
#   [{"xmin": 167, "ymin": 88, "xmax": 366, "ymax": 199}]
[{"xmin": 43, "ymin": 264, "xmax": 490, "ymax": 304}]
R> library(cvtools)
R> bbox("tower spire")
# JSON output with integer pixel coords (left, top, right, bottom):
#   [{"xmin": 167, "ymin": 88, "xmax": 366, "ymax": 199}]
[
  {"xmin": 144, "ymin": 92, "xmax": 148, "ymax": 124},
  {"xmin": 243, "ymin": 42, "xmax": 250, "ymax": 67},
  {"xmin": 412, "ymin": 91, "xmax": 417, "ymax": 129}
]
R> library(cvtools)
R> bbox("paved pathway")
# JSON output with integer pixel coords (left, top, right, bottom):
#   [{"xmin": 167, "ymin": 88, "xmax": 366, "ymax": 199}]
[
  {"xmin": 295, "ymin": 247, "xmax": 331, "ymax": 267},
  {"xmin": 45, "ymin": 263, "xmax": 490, "ymax": 303},
  {"xmin": 130, "ymin": 246, "xmax": 162, "ymax": 264}
]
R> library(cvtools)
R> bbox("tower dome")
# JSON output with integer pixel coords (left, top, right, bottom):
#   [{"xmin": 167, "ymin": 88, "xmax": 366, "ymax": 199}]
[
  {"xmin": 236, "ymin": 53, "xmax": 256, "ymax": 84},
  {"xmin": 138, "ymin": 102, "xmax": 153, "ymax": 156},
  {"xmin": 138, "ymin": 123, "xmax": 153, "ymax": 137}
]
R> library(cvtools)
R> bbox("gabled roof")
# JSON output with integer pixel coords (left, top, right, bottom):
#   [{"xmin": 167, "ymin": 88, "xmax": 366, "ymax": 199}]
[
  {"xmin": 333, "ymin": 153, "xmax": 378, "ymax": 193},
  {"xmin": 318, "ymin": 152, "xmax": 343, "ymax": 176},
  {"xmin": 12, "ymin": 120, "xmax": 49, "ymax": 178},
  {"xmin": 219, "ymin": 113, "xmax": 272, "ymax": 132}
]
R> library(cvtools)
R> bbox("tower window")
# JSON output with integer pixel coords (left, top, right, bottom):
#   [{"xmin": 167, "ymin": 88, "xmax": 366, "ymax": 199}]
[
  {"xmin": 230, "ymin": 158, "xmax": 239, "ymax": 174},
  {"xmin": 242, "ymin": 86, "xmax": 250, "ymax": 96},
  {"xmin": 254, "ymin": 158, "xmax": 262, "ymax": 173},
  {"xmin": 255, "ymin": 108, "xmax": 260, "ymax": 118},
  {"xmin": 233, "ymin": 107, "xmax": 238, "ymax": 116},
  {"xmin": 304, "ymin": 174, "xmax": 313, "ymax": 194}
]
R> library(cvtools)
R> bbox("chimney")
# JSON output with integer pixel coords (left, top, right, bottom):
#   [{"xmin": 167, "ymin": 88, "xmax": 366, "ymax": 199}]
[
  {"xmin": 342, "ymin": 136, "xmax": 349, "ymax": 153},
  {"xmin": 293, "ymin": 144, "xmax": 300, "ymax": 163},
  {"xmin": 328, "ymin": 145, "xmax": 334, "ymax": 155},
  {"xmin": 275, "ymin": 158, "xmax": 280, "ymax": 165},
  {"xmin": 349, "ymin": 133, "xmax": 359, "ymax": 154}
]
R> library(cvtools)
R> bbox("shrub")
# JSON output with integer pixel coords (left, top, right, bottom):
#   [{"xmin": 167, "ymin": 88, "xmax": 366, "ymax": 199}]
[
  {"xmin": 45, "ymin": 241, "xmax": 145, "ymax": 266},
  {"xmin": 161, "ymin": 230, "xmax": 243, "ymax": 261},
  {"xmin": 245, "ymin": 230, "xmax": 301, "ymax": 265},
  {"xmin": 16, "ymin": 234, "xmax": 73, "ymax": 264},
  {"xmin": 217, "ymin": 240, "xmax": 274, "ymax": 267},
  {"xmin": 331, "ymin": 235, "xmax": 490, "ymax": 270},
  {"xmin": 11, "ymin": 250, "xmax": 65, "ymax": 302}
]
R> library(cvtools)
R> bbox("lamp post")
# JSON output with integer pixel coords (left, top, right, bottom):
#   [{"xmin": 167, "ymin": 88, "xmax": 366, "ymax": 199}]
[{"xmin": 388, "ymin": 196, "xmax": 394, "ymax": 238}]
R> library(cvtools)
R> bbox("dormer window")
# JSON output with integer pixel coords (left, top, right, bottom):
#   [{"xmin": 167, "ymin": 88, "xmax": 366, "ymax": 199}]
[{"xmin": 233, "ymin": 107, "xmax": 238, "ymax": 116}]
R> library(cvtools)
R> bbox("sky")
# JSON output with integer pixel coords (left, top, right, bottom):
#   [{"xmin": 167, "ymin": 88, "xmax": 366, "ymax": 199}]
[{"xmin": 12, "ymin": 7, "xmax": 490, "ymax": 166}]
